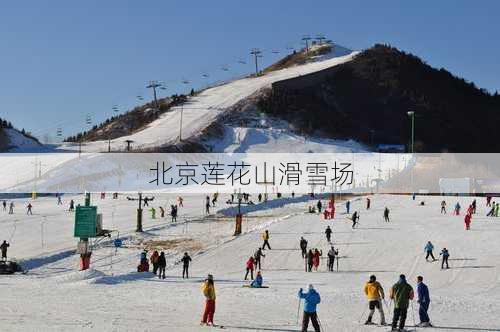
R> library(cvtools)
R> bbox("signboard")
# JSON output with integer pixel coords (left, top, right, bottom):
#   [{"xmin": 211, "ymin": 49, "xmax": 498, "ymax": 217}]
[{"xmin": 74, "ymin": 206, "xmax": 97, "ymax": 238}]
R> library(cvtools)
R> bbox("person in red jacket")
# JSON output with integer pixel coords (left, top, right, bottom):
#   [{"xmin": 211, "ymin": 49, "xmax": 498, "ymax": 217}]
[
  {"xmin": 312, "ymin": 249, "xmax": 322, "ymax": 271},
  {"xmin": 244, "ymin": 256, "xmax": 255, "ymax": 280},
  {"xmin": 464, "ymin": 213, "xmax": 472, "ymax": 230}
]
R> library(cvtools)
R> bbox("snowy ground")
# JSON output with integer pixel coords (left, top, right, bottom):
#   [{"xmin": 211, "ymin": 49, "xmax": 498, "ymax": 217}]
[{"xmin": 1, "ymin": 193, "xmax": 500, "ymax": 331}]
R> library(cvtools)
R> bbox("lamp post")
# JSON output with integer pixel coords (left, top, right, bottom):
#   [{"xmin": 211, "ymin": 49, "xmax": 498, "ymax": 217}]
[{"xmin": 407, "ymin": 111, "xmax": 415, "ymax": 153}]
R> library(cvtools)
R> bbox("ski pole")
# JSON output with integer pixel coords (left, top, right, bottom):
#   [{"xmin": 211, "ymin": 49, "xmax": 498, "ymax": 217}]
[
  {"xmin": 357, "ymin": 306, "xmax": 368, "ymax": 324},
  {"xmin": 296, "ymin": 298, "xmax": 301, "ymax": 325},
  {"xmin": 411, "ymin": 300, "xmax": 418, "ymax": 332},
  {"xmin": 317, "ymin": 313, "xmax": 324, "ymax": 332}
]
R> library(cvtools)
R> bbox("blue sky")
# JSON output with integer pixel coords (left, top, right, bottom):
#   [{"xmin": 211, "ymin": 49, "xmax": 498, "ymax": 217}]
[{"xmin": 0, "ymin": 0, "xmax": 498, "ymax": 140}]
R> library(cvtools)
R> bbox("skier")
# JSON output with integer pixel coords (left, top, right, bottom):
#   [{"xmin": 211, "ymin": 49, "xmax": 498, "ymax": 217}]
[
  {"xmin": 312, "ymin": 249, "xmax": 322, "ymax": 271},
  {"xmin": 177, "ymin": 196, "xmax": 184, "ymax": 207},
  {"xmin": 486, "ymin": 195, "xmax": 492, "ymax": 207},
  {"xmin": 159, "ymin": 206, "xmax": 165, "ymax": 218},
  {"xmin": 471, "ymin": 199, "xmax": 477, "ymax": 214},
  {"xmin": 464, "ymin": 213, "xmax": 472, "ymax": 230},
  {"xmin": 212, "ymin": 193, "xmax": 218, "ymax": 207},
  {"xmin": 57, "ymin": 195, "xmax": 62, "ymax": 205},
  {"xmin": 143, "ymin": 197, "xmax": 150, "ymax": 207},
  {"xmin": 389, "ymin": 274, "xmax": 414, "ymax": 332},
  {"xmin": 261, "ymin": 230, "xmax": 271, "ymax": 250},
  {"xmin": 317, "ymin": 200, "xmax": 322, "ymax": 213},
  {"xmin": 8, "ymin": 202, "xmax": 14, "ymax": 214},
  {"xmin": 383, "ymin": 207, "xmax": 390, "ymax": 222},
  {"xmin": 291, "ymin": 191, "xmax": 295, "ymax": 198},
  {"xmin": 69, "ymin": 199, "xmax": 74, "ymax": 212},
  {"xmin": 412, "ymin": 193, "xmax": 416, "ymax": 201},
  {"xmin": 416, "ymin": 276, "xmax": 432, "ymax": 327},
  {"xmin": 201, "ymin": 274, "xmax": 216, "ymax": 326},
  {"xmin": 150, "ymin": 250, "xmax": 159, "ymax": 275},
  {"xmin": 466, "ymin": 204, "xmax": 474, "ymax": 216},
  {"xmin": 181, "ymin": 252, "xmax": 192, "ymax": 279},
  {"xmin": 26, "ymin": 203, "xmax": 33, "ymax": 215},
  {"xmin": 325, "ymin": 226, "xmax": 333, "ymax": 243},
  {"xmin": 1, "ymin": 240, "xmax": 9, "ymax": 261},
  {"xmin": 424, "ymin": 241, "xmax": 436, "ymax": 261},
  {"xmin": 254, "ymin": 247, "xmax": 265, "ymax": 270},
  {"xmin": 327, "ymin": 246, "xmax": 338, "ymax": 272},
  {"xmin": 495, "ymin": 202, "xmax": 500, "ymax": 217},
  {"xmin": 298, "ymin": 284, "xmax": 321, "ymax": 332},
  {"xmin": 258, "ymin": 193, "xmax": 262, "ymax": 203},
  {"xmin": 244, "ymin": 256, "xmax": 255, "ymax": 280},
  {"xmin": 149, "ymin": 207, "xmax": 156, "ymax": 219},
  {"xmin": 364, "ymin": 275, "xmax": 386, "ymax": 326},
  {"xmin": 454, "ymin": 202, "xmax": 461, "ymax": 215},
  {"xmin": 366, "ymin": 197, "xmax": 371, "ymax": 210},
  {"xmin": 138, "ymin": 250, "xmax": 149, "ymax": 272},
  {"xmin": 306, "ymin": 249, "xmax": 314, "ymax": 272},
  {"xmin": 205, "ymin": 196, "xmax": 210, "ymax": 214},
  {"xmin": 487, "ymin": 202, "xmax": 496, "ymax": 217},
  {"xmin": 157, "ymin": 251, "xmax": 166, "ymax": 279},
  {"xmin": 170, "ymin": 205, "xmax": 178, "ymax": 222},
  {"xmin": 250, "ymin": 271, "xmax": 263, "ymax": 288},
  {"xmin": 351, "ymin": 211, "xmax": 360, "ymax": 229},
  {"xmin": 346, "ymin": 200, "xmax": 351, "ymax": 214},
  {"xmin": 440, "ymin": 248, "xmax": 450, "ymax": 269},
  {"xmin": 300, "ymin": 237, "xmax": 308, "ymax": 258},
  {"xmin": 440, "ymin": 200, "xmax": 447, "ymax": 214},
  {"xmin": 2, "ymin": 200, "xmax": 6, "ymax": 211}
]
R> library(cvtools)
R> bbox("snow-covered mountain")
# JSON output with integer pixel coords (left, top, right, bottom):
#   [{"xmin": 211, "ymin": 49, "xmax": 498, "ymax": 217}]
[
  {"xmin": 59, "ymin": 44, "xmax": 362, "ymax": 153},
  {"xmin": 0, "ymin": 127, "xmax": 41, "ymax": 152}
]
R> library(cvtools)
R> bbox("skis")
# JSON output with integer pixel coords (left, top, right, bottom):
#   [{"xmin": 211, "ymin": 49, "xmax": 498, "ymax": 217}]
[
  {"xmin": 242, "ymin": 285, "xmax": 269, "ymax": 288},
  {"xmin": 201, "ymin": 323, "xmax": 224, "ymax": 329}
]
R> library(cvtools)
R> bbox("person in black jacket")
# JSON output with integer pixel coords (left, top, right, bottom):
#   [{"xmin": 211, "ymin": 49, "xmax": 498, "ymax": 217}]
[
  {"xmin": 158, "ymin": 251, "xmax": 166, "ymax": 279},
  {"xmin": 300, "ymin": 237, "xmax": 308, "ymax": 258},
  {"xmin": 181, "ymin": 252, "xmax": 192, "ymax": 278},
  {"xmin": 325, "ymin": 226, "xmax": 332, "ymax": 243}
]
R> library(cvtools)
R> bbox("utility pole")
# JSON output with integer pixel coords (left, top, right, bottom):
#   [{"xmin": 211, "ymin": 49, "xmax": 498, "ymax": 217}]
[
  {"xmin": 179, "ymin": 80, "xmax": 190, "ymax": 142},
  {"xmin": 250, "ymin": 48, "xmax": 263, "ymax": 76},
  {"xmin": 407, "ymin": 111, "xmax": 415, "ymax": 153},
  {"xmin": 126, "ymin": 193, "xmax": 155, "ymax": 232},
  {"xmin": 146, "ymin": 80, "xmax": 163, "ymax": 111},
  {"xmin": 302, "ymin": 35, "xmax": 312, "ymax": 53}
]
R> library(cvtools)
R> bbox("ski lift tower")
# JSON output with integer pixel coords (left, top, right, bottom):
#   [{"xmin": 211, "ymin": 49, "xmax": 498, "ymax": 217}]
[
  {"xmin": 302, "ymin": 35, "xmax": 312, "ymax": 53},
  {"xmin": 250, "ymin": 48, "xmax": 263, "ymax": 76},
  {"xmin": 146, "ymin": 80, "xmax": 163, "ymax": 111}
]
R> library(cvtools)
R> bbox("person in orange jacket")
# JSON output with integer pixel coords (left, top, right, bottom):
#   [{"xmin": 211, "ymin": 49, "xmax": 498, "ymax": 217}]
[{"xmin": 201, "ymin": 274, "xmax": 216, "ymax": 326}]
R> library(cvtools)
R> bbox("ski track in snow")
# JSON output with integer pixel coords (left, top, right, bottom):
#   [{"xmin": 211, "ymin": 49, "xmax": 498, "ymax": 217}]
[{"xmin": 1, "ymin": 194, "xmax": 500, "ymax": 331}]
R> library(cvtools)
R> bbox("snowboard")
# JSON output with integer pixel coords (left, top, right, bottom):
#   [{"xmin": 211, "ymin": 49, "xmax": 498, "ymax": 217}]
[{"xmin": 242, "ymin": 285, "xmax": 269, "ymax": 288}]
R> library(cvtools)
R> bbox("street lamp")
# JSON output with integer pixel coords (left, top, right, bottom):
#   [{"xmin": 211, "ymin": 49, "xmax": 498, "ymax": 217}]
[{"xmin": 407, "ymin": 111, "xmax": 415, "ymax": 153}]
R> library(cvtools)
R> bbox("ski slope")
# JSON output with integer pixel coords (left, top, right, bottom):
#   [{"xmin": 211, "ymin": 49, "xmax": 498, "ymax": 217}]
[
  {"xmin": 1, "ymin": 194, "xmax": 500, "ymax": 331},
  {"xmin": 58, "ymin": 49, "xmax": 359, "ymax": 153}
]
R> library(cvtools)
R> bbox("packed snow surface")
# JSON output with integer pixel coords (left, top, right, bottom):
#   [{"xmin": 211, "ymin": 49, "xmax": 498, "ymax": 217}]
[{"xmin": 1, "ymin": 193, "xmax": 499, "ymax": 331}]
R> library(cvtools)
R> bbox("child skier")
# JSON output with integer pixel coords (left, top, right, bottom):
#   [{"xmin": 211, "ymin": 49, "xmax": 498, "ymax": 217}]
[
  {"xmin": 250, "ymin": 271, "xmax": 263, "ymax": 288},
  {"xmin": 464, "ymin": 213, "xmax": 472, "ymax": 230},
  {"xmin": 26, "ymin": 203, "xmax": 33, "ymax": 215},
  {"xmin": 454, "ymin": 202, "xmax": 461, "ymax": 215},
  {"xmin": 244, "ymin": 256, "xmax": 255, "ymax": 280},
  {"xmin": 440, "ymin": 248, "xmax": 450, "ymax": 269}
]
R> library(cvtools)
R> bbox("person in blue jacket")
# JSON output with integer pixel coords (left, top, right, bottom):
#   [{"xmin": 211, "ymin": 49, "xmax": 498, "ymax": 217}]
[
  {"xmin": 424, "ymin": 241, "xmax": 436, "ymax": 261},
  {"xmin": 416, "ymin": 276, "xmax": 432, "ymax": 327},
  {"xmin": 250, "ymin": 271, "xmax": 263, "ymax": 288},
  {"xmin": 298, "ymin": 284, "xmax": 321, "ymax": 332}
]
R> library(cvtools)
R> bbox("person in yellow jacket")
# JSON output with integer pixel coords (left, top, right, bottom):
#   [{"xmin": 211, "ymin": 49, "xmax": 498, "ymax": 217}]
[
  {"xmin": 261, "ymin": 230, "xmax": 271, "ymax": 250},
  {"xmin": 364, "ymin": 275, "xmax": 386, "ymax": 325},
  {"xmin": 201, "ymin": 274, "xmax": 216, "ymax": 326}
]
